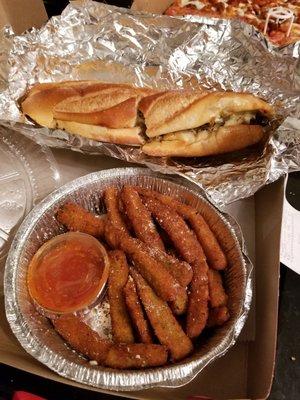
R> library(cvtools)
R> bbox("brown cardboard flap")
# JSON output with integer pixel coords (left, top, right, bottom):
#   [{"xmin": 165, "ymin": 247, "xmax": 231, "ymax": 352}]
[
  {"xmin": 224, "ymin": 197, "xmax": 256, "ymax": 342},
  {"xmin": 247, "ymin": 179, "xmax": 284, "ymax": 399},
  {"xmin": 131, "ymin": 0, "xmax": 173, "ymax": 14},
  {"xmin": 0, "ymin": 0, "xmax": 47, "ymax": 34},
  {"xmin": 0, "ymin": 146, "xmax": 284, "ymax": 399}
]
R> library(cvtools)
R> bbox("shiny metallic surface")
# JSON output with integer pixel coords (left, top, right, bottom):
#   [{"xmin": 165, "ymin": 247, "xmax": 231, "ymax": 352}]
[
  {"xmin": 5, "ymin": 168, "xmax": 252, "ymax": 390},
  {"xmin": 0, "ymin": 0, "xmax": 299, "ymax": 206}
]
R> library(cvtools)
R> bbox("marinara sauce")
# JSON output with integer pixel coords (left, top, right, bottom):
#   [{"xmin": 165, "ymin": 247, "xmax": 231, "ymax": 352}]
[{"xmin": 27, "ymin": 232, "xmax": 109, "ymax": 314}]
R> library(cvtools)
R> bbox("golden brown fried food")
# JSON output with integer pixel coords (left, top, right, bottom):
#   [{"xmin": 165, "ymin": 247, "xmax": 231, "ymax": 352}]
[
  {"xmin": 208, "ymin": 269, "xmax": 228, "ymax": 308},
  {"xmin": 104, "ymin": 343, "xmax": 168, "ymax": 369},
  {"xmin": 53, "ymin": 314, "xmax": 167, "ymax": 368},
  {"xmin": 108, "ymin": 250, "xmax": 134, "ymax": 343},
  {"xmin": 136, "ymin": 187, "xmax": 227, "ymax": 270},
  {"xmin": 52, "ymin": 314, "xmax": 112, "ymax": 364},
  {"xmin": 185, "ymin": 212, "xmax": 226, "ymax": 270},
  {"xmin": 122, "ymin": 236, "xmax": 188, "ymax": 315},
  {"xmin": 144, "ymin": 244, "xmax": 193, "ymax": 288},
  {"xmin": 170, "ymin": 291, "xmax": 188, "ymax": 316},
  {"xmin": 104, "ymin": 218, "xmax": 120, "ymax": 249},
  {"xmin": 124, "ymin": 236, "xmax": 188, "ymax": 314},
  {"xmin": 143, "ymin": 197, "xmax": 206, "ymax": 265},
  {"xmin": 104, "ymin": 187, "xmax": 128, "ymax": 232},
  {"xmin": 56, "ymin": 202, "xmax": 105, "ymax": 237},
  {"xmin": 187, "ymin": 260, "xmax": 210, "ymax": 339},
  {"xmin": 121, "ymin": 186, "xmax": 165, "ymax": 251},
  {"xmin": 142, "ymin": 198, "xmax": 209, "ymax": 336},
  {"xmin": 123, "ymin": 276, "xmax": 152, "ymax": 344},
  {"xmin": 105, "ymin": 222, "xmax": 186, "ymax": 306},
  {"xmin": 131, "ymin": 268, "xmax": 193, "ymax": 361},
  {"xmin": 207, "ymin": 306, "xmax": 230, "ymax": 328}
]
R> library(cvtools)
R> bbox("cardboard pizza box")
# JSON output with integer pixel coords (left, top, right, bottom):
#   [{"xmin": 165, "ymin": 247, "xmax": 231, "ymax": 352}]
[
  {"xmin": 0, "ymin": 149, "xmax": 283, "ymax": 400},
  {"xmin": 0, "ymin": 0, "xmax": 283, "ymax": 398},
  {"xmin": 131, "ymin": 0, "xmax": 173, "ymax": 14},
  {"xmin": 0, "ymin": 0, "xmax": 47, "ymax": 34}
]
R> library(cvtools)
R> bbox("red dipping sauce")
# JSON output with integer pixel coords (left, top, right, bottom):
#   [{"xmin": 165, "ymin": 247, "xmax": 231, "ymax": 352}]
[{"xmin": 27, "ymin": 232, "xmax": 109, "ymax": 314}]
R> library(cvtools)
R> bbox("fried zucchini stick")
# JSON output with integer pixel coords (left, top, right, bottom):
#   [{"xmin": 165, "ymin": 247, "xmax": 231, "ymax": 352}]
[
  {"xmin": 131, "ymin": 268, "xmax": 193, "ymax": 361},
  {"xmin": 144, "ymin": 244, "xmax": 193, "ymax": 287},
  {"xmin": 104, "ymin": 187, "xmax": 128, "ymax": 233},
  {"xmin": 187, "ymin": 260, "xmax": 210, "ymax": 338},
  {"xmin": 124, "ymin": 276, "xmax": 152, "ymax": 343},
  {"xmin": 105, "ymin": 223, "xmax": 187, "ymax": 310},
  {"xmin": 111, "ymin": 227, "xmax": 192, "ymax": 287},
  {"xmin": 143, "ymin": 198, "xmax": 206, "ymax": 265},
  {"xmin": 136, "ymin": 187, "xmax": 227, "ymax": 270},
  {"xmin": 121, "ymin": 186, "xmax": 165, "ymax": 251},
  {"xmin": 53, "ymin": 314, "xmax": 167, "ymax": 368},
  {"xmin": 52, "ymin": 314, "xmax": 112, "ymax": 364},
  {"xmin": 105, "ymin": 343, "xmax": 168, "ymax": 369},
  {"xmin": 56, "ymin": 203, "xmax": 105, "ymax": 237},
  {"xmin": 208, "ymin": 269, "xmax": 228, "ymax": 308},
  {"xmin": 207, "ymin": 306, "xmax": 230, "ymax": 328},
  {"xmin": 125, "ymin": 236, "xmax": 188, "ymax": 315},
  {"xmin": 143, "ymin": 198, "xmax": 209, "ymax": 338},
  {"xmin": 108, "ymin": 250, "xmax": 134, "ymax": 343}
]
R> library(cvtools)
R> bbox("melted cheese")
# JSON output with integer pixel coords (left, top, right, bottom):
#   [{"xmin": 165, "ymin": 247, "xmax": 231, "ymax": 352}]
[
  {"xmin": 180, "ymin": 0, "xmax": 205, "ymax": 10},
  {"xmin": 160, "ymin": 111, "xmax": 257, "ymax": 143},
  {"xmin": 224, "ymin": 111, "xmax": 255, "ymax": 126}
]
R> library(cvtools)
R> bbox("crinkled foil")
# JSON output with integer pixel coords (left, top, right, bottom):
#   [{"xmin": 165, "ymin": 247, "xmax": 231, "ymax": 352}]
[
  {"xmin": 0, "ymin": 0, "xmax": 300, "ymax": 205},
  {"xmin": 4, "ymin": 168, "xmax": 252, "ymax": 390}
]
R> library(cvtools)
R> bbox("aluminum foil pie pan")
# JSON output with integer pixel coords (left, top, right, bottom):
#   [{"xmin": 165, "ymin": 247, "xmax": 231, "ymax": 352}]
[{"xmin": 4, "ymin": 167, "xmax": 252, "ymax": 391}]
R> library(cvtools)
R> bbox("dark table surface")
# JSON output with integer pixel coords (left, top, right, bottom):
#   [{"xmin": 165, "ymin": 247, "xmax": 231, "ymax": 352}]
[{"xmin": 1, "ymin": 1, "xmax": 300, "ymax": 398}]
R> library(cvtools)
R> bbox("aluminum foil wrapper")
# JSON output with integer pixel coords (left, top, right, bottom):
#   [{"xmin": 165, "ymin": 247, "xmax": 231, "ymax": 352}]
[
  {"xmin": 5, "ymin": 167, "xmax": 252, "ymax": 390},
  {"xmin": 0, "ymin": 0, "xmax": 300, "ymax": 205}
]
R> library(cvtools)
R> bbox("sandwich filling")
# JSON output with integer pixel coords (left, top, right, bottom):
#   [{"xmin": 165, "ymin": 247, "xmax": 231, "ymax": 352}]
[{"xmin": 149, "ymin": 110, "xmax": 266, "ymax": 144}]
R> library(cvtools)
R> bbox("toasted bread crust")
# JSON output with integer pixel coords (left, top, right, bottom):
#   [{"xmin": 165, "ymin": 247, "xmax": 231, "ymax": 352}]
[
  {"xmin": 142, "ymin": 124, "xmax": 264, "ymax": 157},
  {"xmin": 141, "ymin": 91, "xmax": 273, "ymax": 138},
  {"xmin": 22, "ymin": 80, "xmax": 273, "ymax": 156},
  {"xmin": 56, "ymin": 120, "xmax": 143, "ymax": 145}
]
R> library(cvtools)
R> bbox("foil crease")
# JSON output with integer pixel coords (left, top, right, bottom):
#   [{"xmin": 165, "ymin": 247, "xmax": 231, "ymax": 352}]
[
  {"xmin": 0, "ymin": 0, "xmax": 300, "ymax": 205},
  {"xmin": 4, "ymin": 168, "xmax": 253, "ymax": 390}
]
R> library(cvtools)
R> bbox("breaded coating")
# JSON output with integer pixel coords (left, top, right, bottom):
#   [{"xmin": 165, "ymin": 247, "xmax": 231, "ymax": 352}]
[
  {"xmin": 121, "ymin": 186, "xmax": 165, "ymax": 251},
  {"xmin": 123, "ymin": 235, "xmax": 188, "ymax": 308},
  {"xmin": 186, "ymin": 260, "xmax": 209, "ymax": 338},
  {"xmin": 56, "ymin": 202, "xmax": 105, "ymax": 237},
  {"xmin": 142, "ymin": 198, "xmax": 209, "ymax": 336},
  {"xmin": 124, "ymin": 276, "xmax": 152, "ymax": 344},
  {"xmin": 170, "ymin": 290, "xmax": 188, "ymax": 316},
  {"xmin": 104, "ymin": 218, "xmax": 121, "ymax": 249},
  {"xmin": 105, "ymin": 343, "xmax": 168, "ymax": 369},
  {"xmin": 52, "ymin": 314, "xmax": 112, "ymax": 364},
  {"xmin": 104, "ymin": 187, "xmax": 128, "ymax": 232},
  {"xmin": 184, "ymin": 212, "xmax": 227, "ymax": 270},
  {"xmin": 208, "ymin": 269, "xmax": 228, "ymax": 308},
  {"xmin": 136, "ymin": 187, "xmax": 227, "ymax": 270},
  {"xmin": 207, "ymin": 306, "xmax": 230, "ymax": 328},
  {"xmin": 53, "ymin": 314, "xmax": 167, "ymax": 369},
  {"xmin": 105, "ymin": 223, "xmax": 186, "ymax": 305},
  {"xmin": 143, "ymin": 244, "xmax": 193, "ymax": 287},
  {"xmin": 143, "ymin": 197, "xmax": 206, "ymax": 265},
  {"xmin": 108, "ymin": 250, "xmax": 134, "ymax": 343},
  {"xmin": 131, "ymin": 268, "xmax": 193, "ymax": 361},
  {"xmin": 110, "ymin": 223, "xmax": 192, "ymax": 288}
]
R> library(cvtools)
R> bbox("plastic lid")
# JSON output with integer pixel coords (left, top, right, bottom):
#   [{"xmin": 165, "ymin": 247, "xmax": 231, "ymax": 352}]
[{"xmin": 0, "ymin": 126, "xmax": 60, "ymax": 261}]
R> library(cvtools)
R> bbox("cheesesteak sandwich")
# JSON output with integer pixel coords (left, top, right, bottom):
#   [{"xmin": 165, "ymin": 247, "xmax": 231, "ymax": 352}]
[
  {"xmin": 21, "ymin": 81, "xmax": 155, "ymax": 146},
  {"xmin": 140, "ymin": 90, "xmax": 274, "ymax": 157},
  {"xmin": 21, "ymin": 80, "xmax": 274, "ymax": 157}
]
